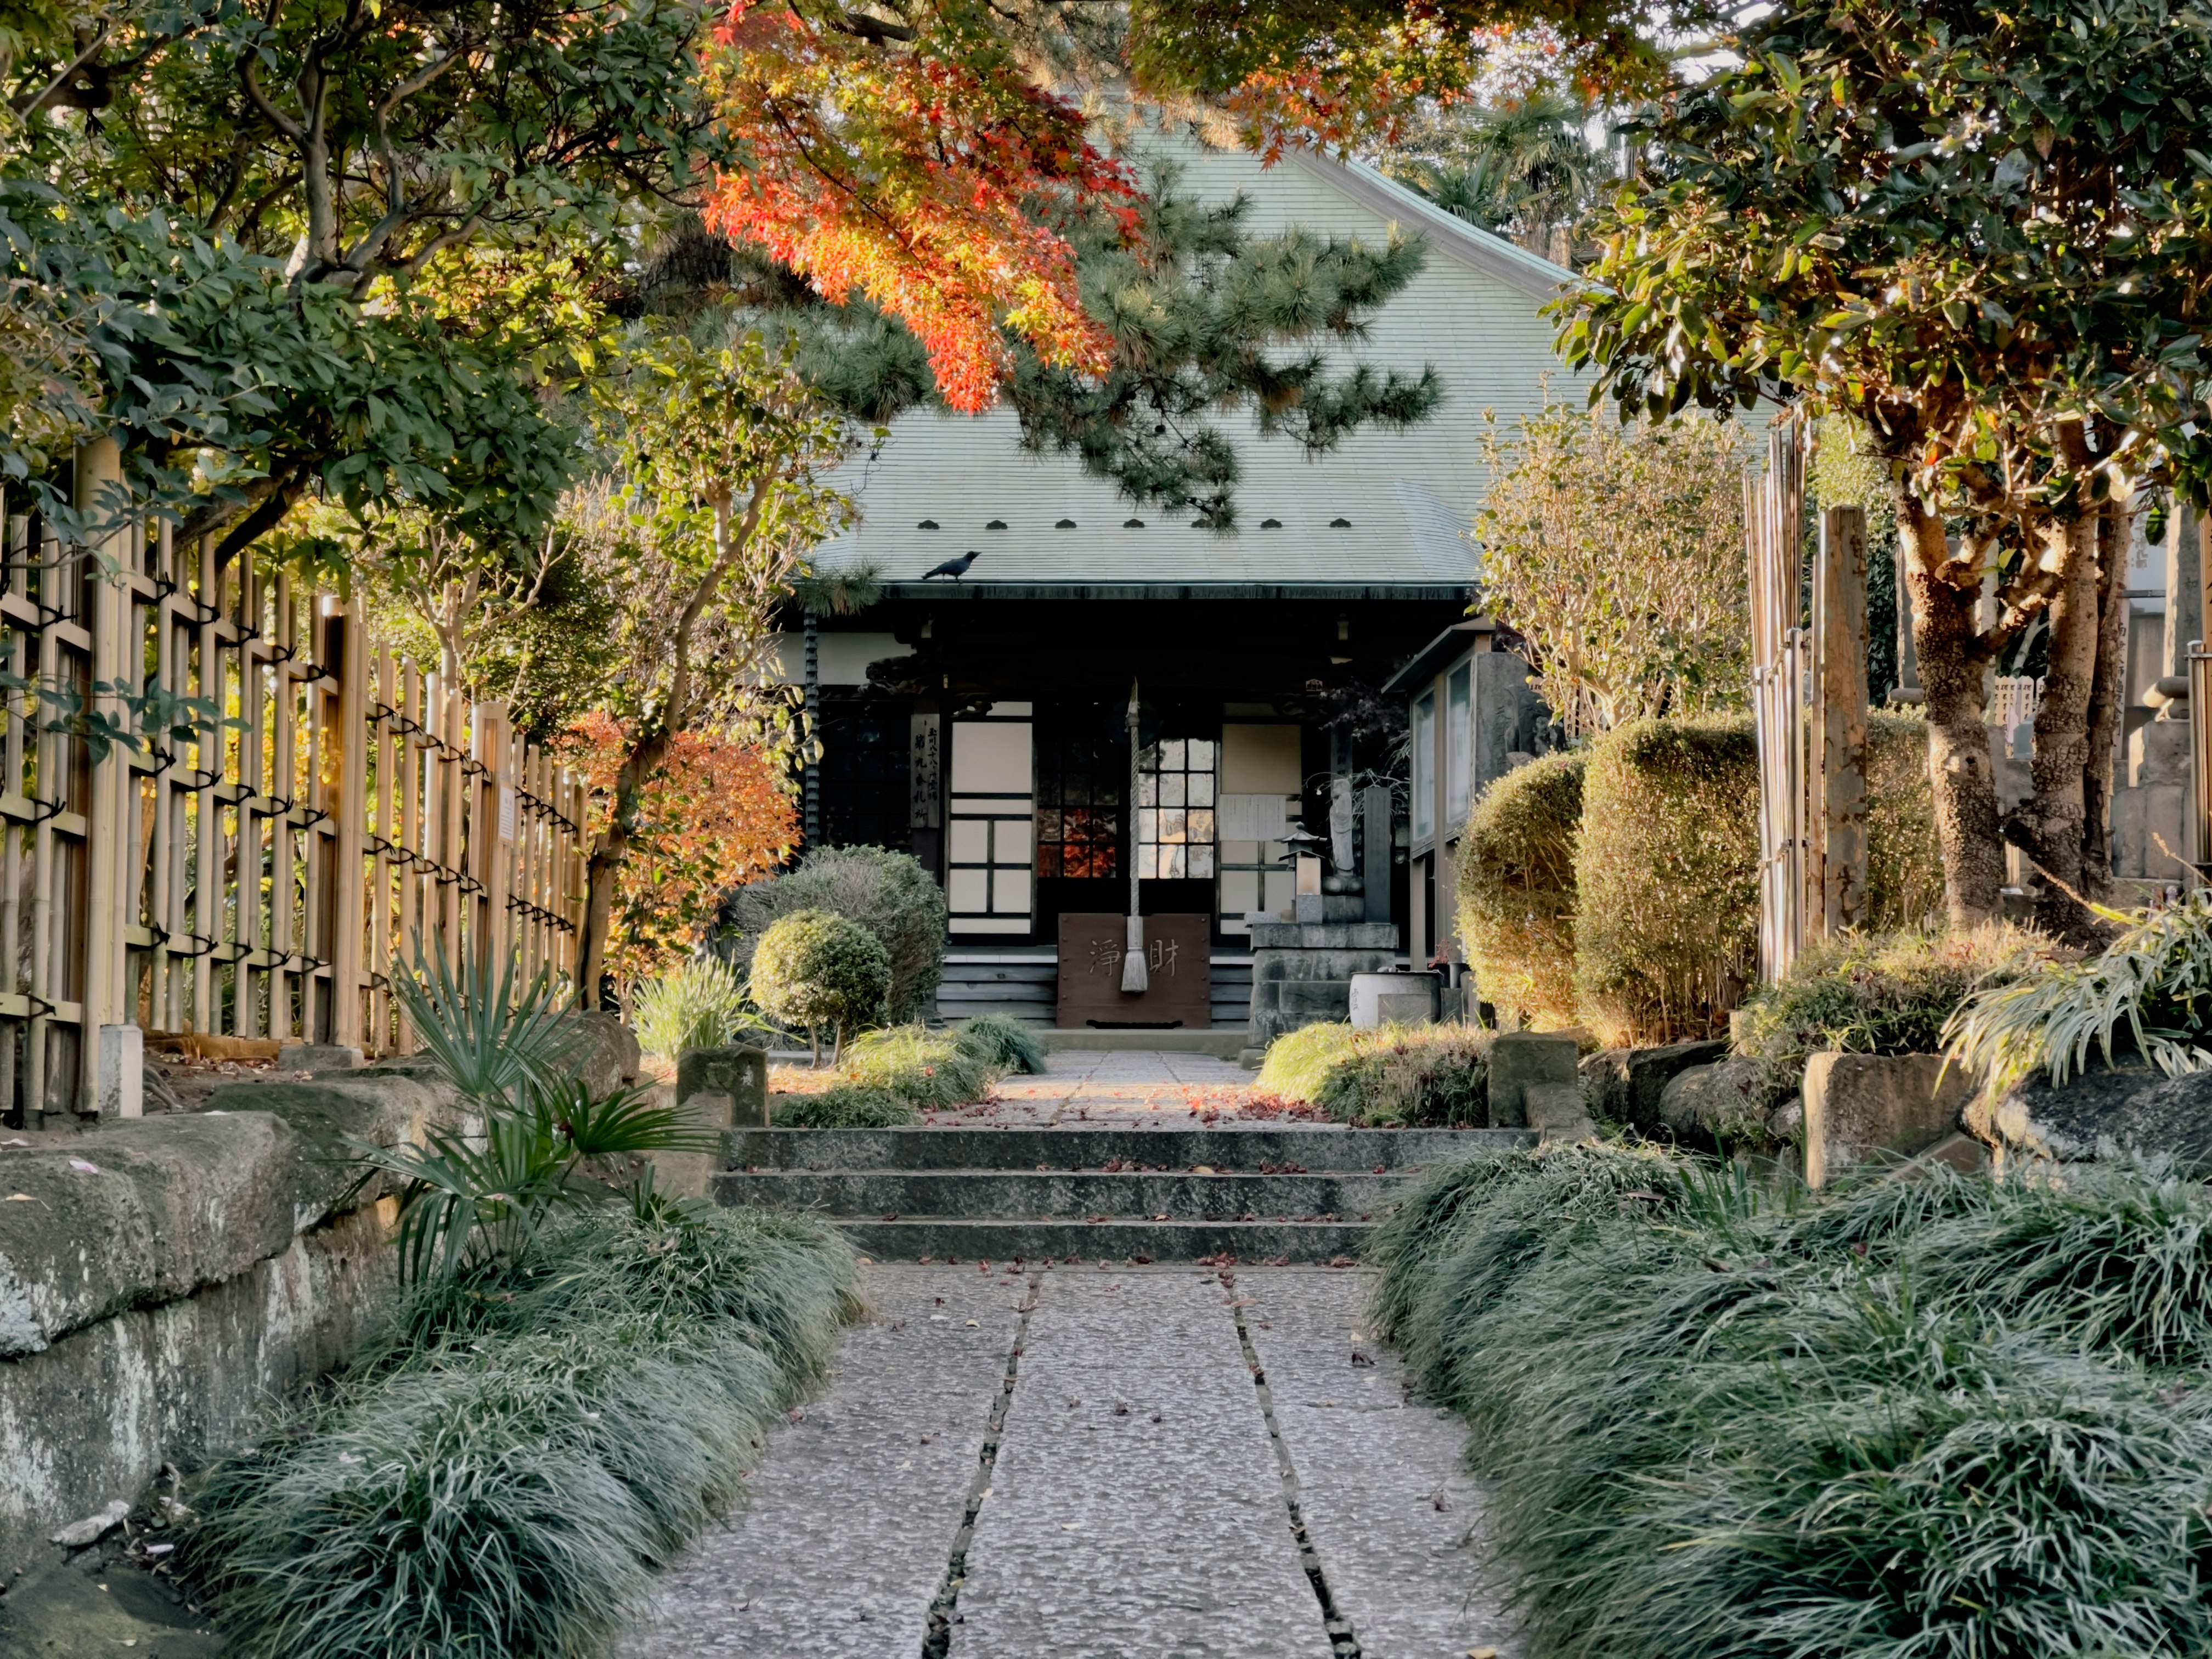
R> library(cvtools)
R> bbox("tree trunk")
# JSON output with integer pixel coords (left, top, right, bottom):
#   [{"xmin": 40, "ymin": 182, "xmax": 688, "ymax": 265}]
[
  {"xmin": 2017, "ymin": 511, "xmax": 2103, "ymax": 941},
  {"xmin": 1900, "ymin": 492, "xmax": 2006, "ymax": 928},
  {"xmin": 574, "ymin": 726, "xmax": 676, "ymax": 1006},
  {"xmin": 2080, "ymin": 500, "xmax": 2128, "ymax": 907}
]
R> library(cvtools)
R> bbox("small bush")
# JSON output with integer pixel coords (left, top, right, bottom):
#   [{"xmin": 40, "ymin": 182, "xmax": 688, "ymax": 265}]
[
  {"xmin": 1456, "ymin": 751, "xmax": 1584, "ymax": 1029},
  {"xmin": 952, "ymin": 1013, "xmax": 1048, "ymax": 1074},
  {"xmin": 774, "ymin": 1024, "xmax": 1011, "ymax": 1125},
  {"xmin": 749, "ymin": 908, "xmax": 891, "ymax": 1060},
  {"xmin": 1257, "ymin": 1021, "xmax": 1491, "ymax": 1126},
  {"xmin": 1732, "ymin": 924, "xmax": 2047, "ymax": 1093},
  {"xmin": 726, "ymin": 846, "xmax": 947, "ymax": 1022},
  {"xmin": 630, "ymin": 955, "xmax": 761, "ymax": 1057},
  {"xmin": 184, "ymin": 1205, "xmax": 859, "ymax": 1659}
]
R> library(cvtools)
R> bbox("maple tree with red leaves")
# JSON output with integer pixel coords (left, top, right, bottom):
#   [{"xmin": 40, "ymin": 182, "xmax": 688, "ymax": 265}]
[
  {"xmin": 699, "ymin": 1, "xmax": 1138, "ymax": 413},
  {"xmin": 563, "ymin": 712, "xmax": 800, "ymax": 982}
]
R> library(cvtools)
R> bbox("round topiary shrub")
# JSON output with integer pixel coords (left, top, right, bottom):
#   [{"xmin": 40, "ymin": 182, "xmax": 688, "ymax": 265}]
[
  {"xmin": 725, "ymin": 847, "xmax": 947, "ymax": 1022},
  {"xmin": 1456, "ymin": 750, "xmax": 1585, "ymax": 1030},
  {"xmin": 749, "ymin": 908, "xmax": 891, "ymax": 1063}
]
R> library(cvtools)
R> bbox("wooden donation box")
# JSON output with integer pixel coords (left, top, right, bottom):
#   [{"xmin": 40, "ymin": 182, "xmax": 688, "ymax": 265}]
[{"xmin": 1056, "ymin": 913, "xmax": 1212, "ymax": 1029}]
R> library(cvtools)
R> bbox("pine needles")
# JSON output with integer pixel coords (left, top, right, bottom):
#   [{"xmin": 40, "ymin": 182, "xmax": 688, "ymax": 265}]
[
  {"xmin": 183, "ymin": 1205, "xmax": 860, "ymax": 1659},
  {"xmin": 1375, "ymin": 1148, "xmax": 2212, "ymax": 1658}
]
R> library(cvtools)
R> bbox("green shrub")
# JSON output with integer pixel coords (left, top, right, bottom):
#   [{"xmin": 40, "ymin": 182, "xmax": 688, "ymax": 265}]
[
  {"xmin": 749, "ymin": 907, "xmax": 892, "ymax": 1062},
  {"xmin": 952, "ymin": 1013, "xmax": 1048, "ymax": 1074},
  {"xmin": 1573, "ymin": 716, "xmax": 1761, "ymax": 1045},
  {"xmin": 1455, "ymin": 750, "xmax": 1584, "ymax": 1029},
  {"xmin": 1370, "ymin": 1148, "xmax": 2212, "ymax": 1659},
  {"xmin": 776, "ymin": 1082, "xmax": 919, "ymax": 1127},
  {"xmin": 726, "ymin": 846, "xmax": 947, "ymax": 1021},
  {"xmin": 1731, "ymin": 924, "xmax": 2047, "ymax": 1093},
  {"xmin": 1574, "ymin": 714, "xmax": 1946, "ymax": 1046},
  {"xmin": 1256, "ymin": 1021, "xmax": 1491, "ymax": 1126},
  {"xmin": 630, "ymin": 955, "xmax": 762, "ymax": 1057},
  {"xmin": 184, "ymin": 1205, "xmax": 859, "ymax": 1659}
]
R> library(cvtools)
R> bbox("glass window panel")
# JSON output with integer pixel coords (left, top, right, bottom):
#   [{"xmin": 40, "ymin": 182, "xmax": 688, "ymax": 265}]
[
  {"xmin": 1187, "ymin": 808, "xmax": 1215, "ymax": 843},
  {"xmin": 1139, "ymin": 742, "xmax": 1159, "ymax": 771},
  {"xmin": 1447, "ymin": 665, "xmax": 1472, "ymax": 826},
  {"xmin": 994, "ymin": 817, "xmax": 1032, "ymax": 863},
  {"xmin": 1161, "ymin": 738, "xmax": 1186, "ymax": 769},
  {"xmin": 1066, "ymin": 775, "xmax": 1090, "ymax": 807},
  {"xmin": 1188, "ymin": 772, "xmax": 1216, "ymax": 806},
  {"xmin": 1187, "ymin": 738, "xmax": 1215, "ymax": 770},
  {"xmin": 948, "ymin": 868, "xmax": 989, "ymax": 910},
  {"xmin": 1136, "ymin": 845, "xmax": 1158, "ymax": 879},
  {"xmin": 1160, "ymin": 809, "xmax": 1186, "ymax": 842},
  {"xmin": 1190, "ymin": 844, "xmax": 1215, "ymax": 878},
  {"xmin": 1160, "ymin": 772, "xmax": 1186, "ymax": 807},
  {"xmin": 992, "ymin": 867, "xmax": 1031, "ymax": 913},
  {"xmin": 1161, "ymin": 844, "xmax": 1186, "ymax": 878},
  {"xmin": 950, "ymin": 819, "xmax": 990, "ymax": 861},
  {"xmin": 1037, "ymin": 846, "xmax": 1063, "ymax": 878},
  {"xmin": 1037, "ymin": 775, "xmax": 1062, "ymax": 806},
  {"xmin": 1035, "ymin": 808, "xmax": 1062, "ymax": 842},
  {"xmin": 1412, "ymin": 692, "xmax": 1436, "ymax": 840},
  {"xmin": 1139, "ymin": 774, "xmax": 1158, "ymax": 805},
  {"xmin": 1137, "ymin": 807, "xmax": 1157, "ymax": 842}
]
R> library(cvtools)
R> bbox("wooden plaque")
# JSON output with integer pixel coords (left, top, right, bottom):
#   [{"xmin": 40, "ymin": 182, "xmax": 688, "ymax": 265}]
[{"xmin": 1056, "ymin": 912, "xmax": 1212, "ymax": 1029}]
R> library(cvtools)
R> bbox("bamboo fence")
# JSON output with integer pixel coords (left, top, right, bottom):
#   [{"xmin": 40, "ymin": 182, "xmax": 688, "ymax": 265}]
[{"xmin": 0, "ymin": 444, "xmax": 588, "ymax": 1118}]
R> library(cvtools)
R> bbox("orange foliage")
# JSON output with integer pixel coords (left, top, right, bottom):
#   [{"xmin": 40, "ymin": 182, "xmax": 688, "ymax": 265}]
[
  {"xmin": 698, "ymin": 1, "xmax": 1135, "ymax": 413},
  {"xmin": 563, "ymin": 712, "xmax": 799, "ymax": 980}
]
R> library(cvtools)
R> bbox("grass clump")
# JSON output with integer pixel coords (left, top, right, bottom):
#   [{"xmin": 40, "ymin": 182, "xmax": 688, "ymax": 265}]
[
  {"xmin": 1256, "ymin": 1021, "xmax": 1491, "ymax": 1125},
  {"xmin": 1373, "ymin": 1147, "xmax": 2212, "ymax": 1659},
  {"xmin": 1732, "ymin": 923, "xmax": 2048, "ymax": 1093},
  {"xmin": 1456, "ymin": 751, "xmax": 1584, "ymax": 1030},
  {"xmin": 1947, "ymin": 890, "xmax": 2212, "ymax": 1132},
  {"xmin": 630, "ymin": 955, "xmax": 763, "ymax": 1058},
  {"xmin": 774, "ymin": 1021, "xmax": 1020, "ymax": 1126},
  {"xmin": 184, "ymin": 1203, "xmax": 860, "ymax": 1659}
]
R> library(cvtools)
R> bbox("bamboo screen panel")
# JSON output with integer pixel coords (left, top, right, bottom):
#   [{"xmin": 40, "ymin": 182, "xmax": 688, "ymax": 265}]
[{"xmin": 0, "ymin": 464, "xmax": 588, "ymax": 1118}]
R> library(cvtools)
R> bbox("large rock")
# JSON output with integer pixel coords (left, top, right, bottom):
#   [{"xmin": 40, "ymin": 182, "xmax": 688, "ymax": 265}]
[
  {"xmin": 1488, "ymin": 1031, "xmax": 1579, "ymax": 1129},
  {"xmin": 1802, "ymin": 1052, "xmax": 1972, "ymax": 1187},
  {"xmin": 1978, "ymin": 1058, "xmax": 2212, "ymax": 1167},
  {"xmin": 1655, "ymin": 1057, "xmax": 1776, "ymax": 1150},
  {"xmin": 1582, "ymin": 1039, "xmax": 1728, "ymax": 1134},
  {"xmin": 558, "ymin": 1009, "xmax": 644, "ymax": 1097}
]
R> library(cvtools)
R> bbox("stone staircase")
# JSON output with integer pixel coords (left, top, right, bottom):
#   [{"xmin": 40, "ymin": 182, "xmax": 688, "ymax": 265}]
[{"xmin": 714, "ymin": 1124, "xmax": 1534, "ymax": 1262}]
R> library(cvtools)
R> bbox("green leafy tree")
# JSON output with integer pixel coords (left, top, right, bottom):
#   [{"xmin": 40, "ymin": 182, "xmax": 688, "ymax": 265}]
[
  {"xmin": 1476, "ymin": 400, "xmax": 1749, "ymax": 735},
  {"xmin": 571, "ymin": 333, "xmax": 856, "ymax": 1003},
  {"xmin": 750, "ymin": 907, "xmax": 892, "ymax": 1065},
  {"xmin": 1559, "ymin": 0, "xmax": 2212, "ymax": 938},
  {"xmin": 1378, "ymin": 94, "xmax": 1615, "ymax": 263}
]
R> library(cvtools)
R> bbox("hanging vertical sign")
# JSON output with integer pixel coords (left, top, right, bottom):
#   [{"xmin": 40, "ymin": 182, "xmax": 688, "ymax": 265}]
[{"xmin": 909, "ymin": 712, "xmax": 941, "ymax": 828}]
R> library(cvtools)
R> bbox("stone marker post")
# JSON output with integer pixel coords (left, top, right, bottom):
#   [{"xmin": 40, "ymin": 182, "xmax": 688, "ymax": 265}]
[{"xmin": 678, "ymin": 1045, "xmax": 770, "ymax": 1127}]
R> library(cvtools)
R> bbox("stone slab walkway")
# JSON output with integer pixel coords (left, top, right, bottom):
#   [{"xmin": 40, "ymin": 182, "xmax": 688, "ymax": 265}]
[
  {"xmin": 618, "ymin": 1262, "xmax": 1519, "ymax": 1659},
  {"xmin": 922, "ymin": 1049, "xmax": 1282, "ymax": 1127}
]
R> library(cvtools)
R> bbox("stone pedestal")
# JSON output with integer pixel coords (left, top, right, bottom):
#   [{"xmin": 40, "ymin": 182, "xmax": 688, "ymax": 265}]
[
  {"xmin": 1488, "ymin": 1031, "xmax": 1579, "ymax": 1129},
  {"xmin": 1802, "ymin": 1051, "xmax": 1972, "ymax": 1188},
  {"xmin": 1248, "ymin": 908, "xmax": 1398, "ymax": 1046},
  {"xmin": 677, "ymin": 1045, "xmax": 770, "ymax": 1127}
]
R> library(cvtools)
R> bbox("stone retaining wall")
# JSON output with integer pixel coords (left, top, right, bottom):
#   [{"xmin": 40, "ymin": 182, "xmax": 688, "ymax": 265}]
[{"xmin": 0, "ymin": 1065, "xmax": 470, "ymax": 1576}]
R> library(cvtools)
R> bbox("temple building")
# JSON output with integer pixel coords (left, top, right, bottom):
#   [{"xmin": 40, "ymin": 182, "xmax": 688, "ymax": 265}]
[{"xmin": 774, "ymin": 128, "xmax": 1578, "ymax": 1028}]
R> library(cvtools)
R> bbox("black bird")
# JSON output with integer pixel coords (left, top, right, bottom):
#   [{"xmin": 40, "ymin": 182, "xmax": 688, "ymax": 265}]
[{"xmin": 922, "ymin": 550, "xmax": 979, "ymax": 580}]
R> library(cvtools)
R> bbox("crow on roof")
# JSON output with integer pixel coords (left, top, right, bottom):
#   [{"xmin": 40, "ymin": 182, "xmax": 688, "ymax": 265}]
[{"xmin": 922, "ymin": 551, "xmax": 979, "ymax": 580}]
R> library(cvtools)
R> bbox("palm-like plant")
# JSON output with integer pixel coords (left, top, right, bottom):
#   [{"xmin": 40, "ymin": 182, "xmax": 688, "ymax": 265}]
[
  {"xmin": 388, "ymin": 939, "xmax": 580, "ymax": 1105},
  {"xmin": 358, "ymin": 939, "xmax": 719, "ymax": 1283},
  {"xmin": 1387, "ymin": 94, "xmax": 1613, "ymax": 262}
]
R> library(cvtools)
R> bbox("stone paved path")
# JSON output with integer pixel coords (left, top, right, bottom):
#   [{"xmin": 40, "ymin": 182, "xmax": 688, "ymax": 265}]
[
  {"xmin": 921, "ymin": 1049, "xmax": 1284, "ymax": 1127},
  {"xmin": 619, "ymin": 1262, "xmax": 1519, "ymax": 1659}
]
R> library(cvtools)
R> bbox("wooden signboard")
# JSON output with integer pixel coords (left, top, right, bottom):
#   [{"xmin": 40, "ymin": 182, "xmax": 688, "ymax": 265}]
[{"xmin": 1057, "ymin": 913, "xmax": 1212, "ymax": 1029}]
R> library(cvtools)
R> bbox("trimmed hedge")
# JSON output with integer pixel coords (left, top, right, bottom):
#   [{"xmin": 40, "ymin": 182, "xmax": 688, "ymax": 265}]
[
  {"xmin": 1573, "ymin": 716, "xmax": 1761, "ymax": 1045},
  {"xmin": 749, "ymin": 908, "xmax": 891, "ymax": 1054},
  {"xmin": 1369, "ymin": 1147, "xmax": 2212, "ymax": 1659},
  {"xmin": 1455, "ymin": 750, "xmax": 1584, "ymax": 1030},
  {"xmin": 1256, "ymin": 1021, "xmax": 1491, "ymax": 1125},
  {"xmin": 1570, "ymin": 712, "xmax": 1944, "ymax": 1046},
  {"xmin": 726, "ymin": 846, "xmax": 947, "ymax": 1022}
]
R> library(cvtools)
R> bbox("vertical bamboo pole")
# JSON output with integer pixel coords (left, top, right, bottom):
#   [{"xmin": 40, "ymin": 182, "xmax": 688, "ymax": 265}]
[
  {"xmin": 328, "ymin": 598, "xmax": 366, "ymax": 1047},
  {"xmin": 371, "ymin": 645, "xmax": 396, "ymax": 1052},
  {"xmin": 396, "ymin": 658, "xmax": 424, "ymax": 1048},
  {"xmin": 76, "ymin": 438, "xmax": 125, "ymax": 1112},
  {"xmin": 1819, "ymin": 505, "xmax": 1871, "ymax": 933},
  {"xmin": 441, "ymin": 686, "xmax": 464, "ymax": 970},
  {"xmin": 269, "ymin": 576, "xmax": 296, "ymax": 1039},
  {"xmin": 192, "ymin": 536, "xmax": 219, "ymax": 1035}
]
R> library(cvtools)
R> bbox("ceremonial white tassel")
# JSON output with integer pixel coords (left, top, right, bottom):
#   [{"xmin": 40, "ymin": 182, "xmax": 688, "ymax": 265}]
[{"xmin": 1121, "ymin": 680, "xmax": 1149, "ymax": 993}]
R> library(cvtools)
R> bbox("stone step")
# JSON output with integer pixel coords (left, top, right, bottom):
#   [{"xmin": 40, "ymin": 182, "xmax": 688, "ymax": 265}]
[
  {"xmin": 725, "ymin": 1125, "xmax": 1531, "ymax": 1172},
  {"xmin": 826, "ymin": 1216, "xmax": 1377, "ymax": 1263},
  {"xmin": 712, "ymin": 1167, "xmax": 1406, "ymax": 1218}
]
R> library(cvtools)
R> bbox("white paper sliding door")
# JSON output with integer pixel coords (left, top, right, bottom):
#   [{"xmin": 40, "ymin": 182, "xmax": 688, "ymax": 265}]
[{"xmin": 947, "ymin": 704, "xmax": 1034, "ymax": 936}]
